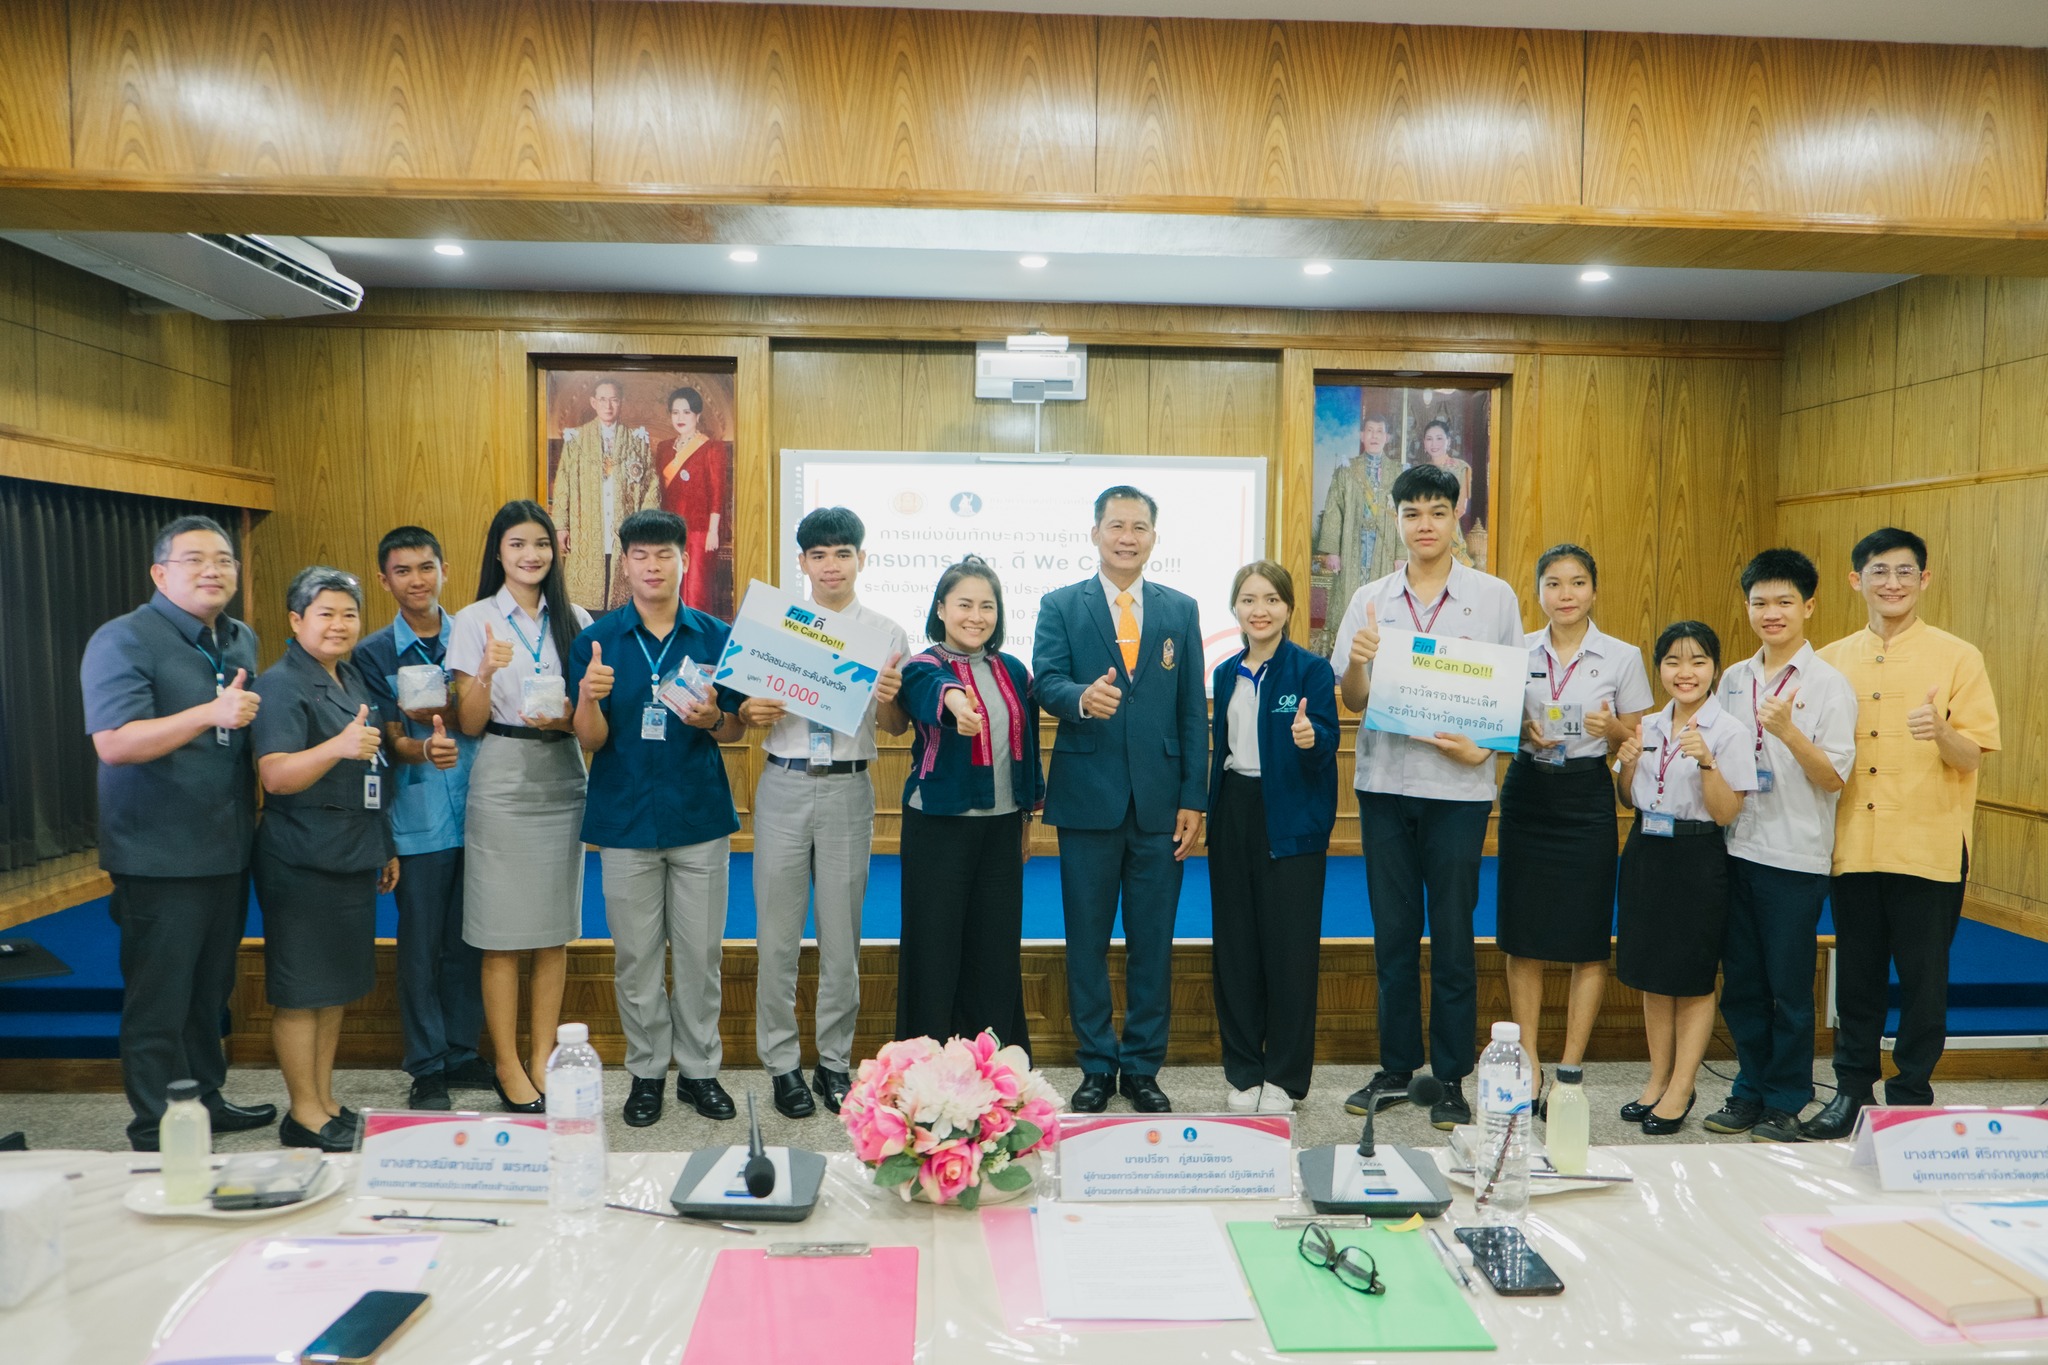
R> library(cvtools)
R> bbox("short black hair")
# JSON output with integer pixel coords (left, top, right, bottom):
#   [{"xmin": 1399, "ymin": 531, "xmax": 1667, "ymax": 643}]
[
  {"xmin": 619, "ymin": 508, "xmax": 688, "ymax": 553},
  {"xmin": 926, "ymin": 555, "xmax": 1006, "ymax": 651},
  {"xmin": 797, "ymin": 506, "xmax": 865, "ymax": 553},
  {"xmin": 667, "ymin": 385, "xmax": 704, "ymax": 416},
  {"xmin": 1391, "ymin": 463, "xmax": 1461, "ymax": 508},
  {"xmin": 1093, "ymin": 485, "xmax": 1158, "ymax": 524},
  {"xmin": 1851, "ymin": 526, "xmax": 1927, "ymax": 573},
  {"xmin": 1536, "ymin": 543, "xmax": 1597, "ymax": 589},
  {"xmin": 152, "ymin": 514, "xmax": 234, "ymax": 564},
  {"xmin": 1741, "ymin": 548, "xmax": 1818, "ymax": 600},
  {"xmin": 286, "ymin": 565, "xmax": 363, "ymax": 615},
  {"xmin": 377, "ymin": 525, "xmax": 443, "ymax": 572},
  {"xmin": 1654, "ymin": 619, "xmax": 1722, "ymax": 673}
]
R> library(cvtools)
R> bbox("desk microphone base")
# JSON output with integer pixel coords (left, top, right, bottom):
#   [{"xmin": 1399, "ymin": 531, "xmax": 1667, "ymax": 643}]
[
  {"xmin": 669, "ymin": 1146, "xmax": 825, "ymax": 1224},
  {"xmin": 1297, "ymin": 1144, "xmax": 1454, "ymax": 1219}
]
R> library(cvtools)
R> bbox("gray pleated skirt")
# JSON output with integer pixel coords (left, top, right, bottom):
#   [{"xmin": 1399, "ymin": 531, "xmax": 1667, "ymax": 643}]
[{"xmin": 463, "ymin": 733, "xmax": 587, "ymax": 951}]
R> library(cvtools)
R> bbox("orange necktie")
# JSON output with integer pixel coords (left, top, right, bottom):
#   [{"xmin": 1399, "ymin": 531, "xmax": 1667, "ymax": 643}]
[{"xmin": 1116, "ymin": 590, "xmax": 1139, "ymax": 674}]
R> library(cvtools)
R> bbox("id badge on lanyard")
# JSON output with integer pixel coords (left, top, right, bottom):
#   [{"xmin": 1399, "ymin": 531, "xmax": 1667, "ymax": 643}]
[
  {"xmin": 642, "ymin": 704, "xmax": 668, "ymax": 741},
  {"xmin": 1641, "ymin": 811, "xmax": 1675, "ymax": 837},
  {"xmin": 363, "ymin": 773, "xmax": 382, "ymax": 810},
  {"xmin": 808, "ymin": 722, "xmax": 835, "ymax": 772},
  {"xmin": 215, "ymin": 682, "xmax": 231, "ymax": 747}
]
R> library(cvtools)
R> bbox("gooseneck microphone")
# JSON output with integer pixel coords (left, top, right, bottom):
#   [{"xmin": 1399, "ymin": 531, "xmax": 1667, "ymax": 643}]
[
  {"xmin": 1357, "ymin": 1073, "xmax": 1447, "ymax": 1157},
  {"xmin": 742, "ymin": 1092, "xmax": 776, "ymax": 1198}
]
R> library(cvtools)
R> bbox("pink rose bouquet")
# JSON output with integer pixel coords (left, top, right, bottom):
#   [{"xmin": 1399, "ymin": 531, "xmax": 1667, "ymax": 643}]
[{"xmin": 841, "ymin": 1031, "xmax": 1060, "ymax": 1208}]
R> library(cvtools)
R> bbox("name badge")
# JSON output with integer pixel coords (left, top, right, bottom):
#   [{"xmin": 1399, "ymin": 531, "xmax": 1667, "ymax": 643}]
[
  {"xmin": 363, "ymin": 773, "xmax": 382, "ymax": 810},
  {"xmin": 641, "ymin": 704, "xmax": 668, "ymax": 741},
  {"xmin": 808, "ymin": 726, "xmax": 835, "ymax": 772},
  {"xmin": 1755, "ymin": 768, "xmax": 1775, "ymax": 793},
  {"xmin": 1545, "ymin": 702, "xmax": 1585, "ymax": 738},
  {"xmin": 1641, "ymin": 811, "xmax": 1675, "ymax": 838},
  {"xmin": 215, "ymin": 681, "xmax": 230, "ymax": 746},
  {"xmin": 1533, "ymin": 745, "xmax": 1566, "ymax": 767}
]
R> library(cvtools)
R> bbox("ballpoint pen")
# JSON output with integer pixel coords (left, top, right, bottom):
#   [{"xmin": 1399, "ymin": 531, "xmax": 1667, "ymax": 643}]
[
  {"xmin": 367, "ymin": 1212, "xmax": 512, "ymax": 1226},
  {"xmin": 605, "ymin": 1202, "xmax": 757, "ymax": 1234},
  {"xmin": 1427, "ymin": 1226, "xmax": 1476, "ymax": 1293}
]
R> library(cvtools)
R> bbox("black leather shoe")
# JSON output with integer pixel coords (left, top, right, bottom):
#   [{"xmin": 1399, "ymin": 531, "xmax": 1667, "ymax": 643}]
[
  {"xmin": 445, "ymin": 1057, "xmax": 497, "ymax": 1089},
  {"xmin": 338, "ymin": 1106, "xmax": 361, "ymax": 1129},
  {"xmin": 0, "ymin": 1131, "xmax": 23, "ymax": 1153},
  {"xmin": 1430, "ymin": 1080, "xmax": 1471, "ymax": 1130},
  {"xmin": 1619, "ymin": 1098, "xmax": 1656, "ymax": 1123},
  {"xmin": 1703, "ymin": 1095, "xmax": 1763, "ymax": 1134},
  {"xmin": 771, "ymin": 1070, "xmax": 816, "ymax": 1118},
  {"xmin": 280, "ymin": 1113, "xmax": 356, "ymax": 1152},
  {"xmin": 1342, "ymin": 1070, "xmax": 1415, "ymax": 1116},
  {"xmin": 1641, "ymin": 1091, "xmax": 1696, "ymax": 1136},
  {"xmin": 129, "ymin": 1131, "xmax": 159, "ymax": 1153},
  {"xmin": 623, "ymin": 1076, "xmax": 665, "ymax": 1127},
  {"xmin": 677, "ymin": 1075, "xmax": 737, "ymax": 1120},
  {"xmin": 493, "ymin": 1077, "xmax": 545, "ymax": 1115},
  {"xmin": 408, "ymin": 1073, "xmax": 450, "ymax": 1111},
  {"xmin": 811, "ymin": 1066, "xmax": 852, "ymax": 1114},
  {"xmin": 1119, "ymin": 1073, "xmax": 1172, "ymax": 1113},
  {"xmin": 206, "ymin": 1098, "xmax": 279, "ymax": 1133},
  {"xmin": 1070, "ymin": 1073, "xmax": 1116, "ymax": 1113},
  {"xmin": 1798, "ymin": 1090, "xmax": 1868, "ymax": 1142}
]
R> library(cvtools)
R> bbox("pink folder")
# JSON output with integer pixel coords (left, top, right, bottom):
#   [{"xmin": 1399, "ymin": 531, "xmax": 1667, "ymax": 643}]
[{"xmin": 680, "ymin": 1247, "xmax": 918, "ymax": 1365}]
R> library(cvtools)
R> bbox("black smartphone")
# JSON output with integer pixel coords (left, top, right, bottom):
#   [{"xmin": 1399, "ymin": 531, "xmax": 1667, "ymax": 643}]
[
  {"xmin": 300, "ymin": 1291, "xmax": 431, "ymax": 1364},
  {"xmin": 1454, "ymin": 1226, "xmax": 1565, "ymax": 1296}
]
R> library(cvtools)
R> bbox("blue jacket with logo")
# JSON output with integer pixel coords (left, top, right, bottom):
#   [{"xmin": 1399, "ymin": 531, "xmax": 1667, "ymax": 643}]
[{"xmin": 1207, "ymin": 637, "xmax": 1339, "ymax": 858}]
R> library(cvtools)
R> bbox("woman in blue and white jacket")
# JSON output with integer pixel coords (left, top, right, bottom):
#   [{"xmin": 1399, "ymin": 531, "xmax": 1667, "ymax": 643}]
[
  {"xmin": 894, "ymin": 556, "xmax": 1045, "ymax": 1056},
  {"xmin": 1207, "ymin": 560, "xmax": 1339, "ymax": 1113}
]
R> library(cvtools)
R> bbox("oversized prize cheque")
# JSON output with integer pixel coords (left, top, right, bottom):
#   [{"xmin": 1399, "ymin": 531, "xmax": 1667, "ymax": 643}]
[
  {"xmin": 712, "ymin": 579, "xmax": 895, "ymax": 735},
  {"xmin": 1364, "ymin": 627, "xmax": 1524, "ymax": 753}
]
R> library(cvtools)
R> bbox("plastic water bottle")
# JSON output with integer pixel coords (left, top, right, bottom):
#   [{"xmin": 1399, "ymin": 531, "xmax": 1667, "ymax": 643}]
[
  {"xmin": 545, "ymin": 1023, "xmax": 606, "ymax": 1213},
  {"xmin": 1546, "ymin": 1064, "xmax": 1590, "ymax": 1176},
  {"xmin": 1475, "ymin": 1021, "xmax": 1531, "ymax": 1226},
  {"xmin": 159, "ymin": 1079, "xmax": 212, "ymax": 1205}
]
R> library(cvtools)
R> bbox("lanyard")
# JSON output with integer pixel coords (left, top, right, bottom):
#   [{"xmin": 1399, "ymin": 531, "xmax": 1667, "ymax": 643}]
[
  {"xmin": 503, "ymin": 608, "xmax": 547, "ymax": 667},
  {"xmin": 1751, "ymin": 665, "xmax": 1797, "ymax": 753},
  {"xmin": 635, "ymin": 626, "xmax": 680, "ymax": 686},
  {"xmin": 1654, "ymin": 721, "xmax": 1683, "ymax": 802},
  {"xmin": 1401, "ymin": 587, "xmax": 1449, "ymax": 633},
  {"xmin": 402, "ymin": 633, "xmax": 443, "ymax": 667},
  {"xmin": 1543, "ymin": 648, "xmax": 1583, "ymax": 702},
  {"xmin": 191, "ymin": 631, "xmax": 226, "ymax": 686}
]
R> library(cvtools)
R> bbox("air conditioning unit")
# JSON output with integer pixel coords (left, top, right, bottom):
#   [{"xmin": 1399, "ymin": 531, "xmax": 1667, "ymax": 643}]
[{"xmin": 0, "ymin": 232, "xmax": 363, "ymax": 320}]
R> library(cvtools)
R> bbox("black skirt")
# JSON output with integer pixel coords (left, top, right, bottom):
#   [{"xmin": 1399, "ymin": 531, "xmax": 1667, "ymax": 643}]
[
  {"xmin": 255, "ymin": 847, "xmax": 378, "ymax": 1010},
  {"xmin": 1495, "ymin": 758, "xmax": 1619, "ymax": 964},
  {"xmin": 1615, "ymin": 819, "xmax": 1731, "ymax": 997}
]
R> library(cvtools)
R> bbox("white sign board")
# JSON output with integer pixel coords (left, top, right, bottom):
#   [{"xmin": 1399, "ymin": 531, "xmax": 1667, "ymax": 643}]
[
  {"xmin": 1851, "ymin": 1107, "xmax": 2048, "ymax": 1190},
  {"xmin": 1365, "ymin": 627, "xmax": 1524, "ymax": 752},
  {"xmin": 354, "ymin": 1110, "xmax": 551, "ymax": 1202},
  {"xmin": 1056, "ymin": 1114, "xmax": 1292, "ymax": 1201},
  {"xmin": 712, "ymin": 578, "xmax": 897, "ymax": 735}
]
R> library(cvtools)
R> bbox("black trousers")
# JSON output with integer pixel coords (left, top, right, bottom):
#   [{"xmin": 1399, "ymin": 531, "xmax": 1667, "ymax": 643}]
[
  {"xmin": 394, "ymin": 847, "xmax": 482, "ymax": 1079},
  {"xmin": 1721, "ymin": 858, "xmax": 1829, "ymax": 1113},
  {"xmin": 896, "ymin": 808, "xmax": 1030, "ymax": 1057},
  {"xmin": 1830, "ymin": 849, "xmax": 1967, "ymax": 1106},
  {"xmin": 1357, "ymin": 792, "xmax": 1491, "ymax": 1083},
  {"xmin": 1209, "ymin": 772, "xmax": 1326, "ymax": 1098},
  {"xmin": 108, "ymin": 871, "xmax": 247, "ymax": 1145}
]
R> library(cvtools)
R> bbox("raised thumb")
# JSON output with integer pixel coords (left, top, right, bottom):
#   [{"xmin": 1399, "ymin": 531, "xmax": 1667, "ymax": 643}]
[
  {"xmin": 1297, "ymin": 696, "xmax": 1309, "ymax": 716},
  {"xmin": 355, "ymin": 704, "xmax": 371, "ymax": 725},
  {"xmin": 484, "ymin": 621, "xmax": 496, "ymax": 642},
  {"xmin": 1925, "ymin": 686, "xmax": 1938, "ymax": 705},
  {"xmin": 590, "ymin": 641, "xmax": 603, "ymax": 665},
  {"xmin": 229, "ymin": 667, "xmax": 247, "ymax": 689},
  {"xmin": 1102, "ymin": 667, "xmax": 1117, "ymax": 683},
  {"xmin": 886, "ymin": 650, "xmax": 903, "ymax": 669},
  {"xmin": 1366, "ymin": 601, "xmax": 1378, "ymax": 628},
  {"xmin": 431, "ymin": 715, "xmax": 447, "ymax": 737}
]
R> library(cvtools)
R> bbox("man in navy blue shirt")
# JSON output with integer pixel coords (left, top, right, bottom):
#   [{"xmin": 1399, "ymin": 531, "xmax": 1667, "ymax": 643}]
[
  {"xmin": 568, "ymin": 509, "xmax": 744, "ymax": 1126},
  {"xmin": 356, "ymin": 526, "xmax": 488, "ymax": 1112}
]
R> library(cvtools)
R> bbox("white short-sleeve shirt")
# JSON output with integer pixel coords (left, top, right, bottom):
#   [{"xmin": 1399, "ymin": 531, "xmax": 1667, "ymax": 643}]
[
  {"xmin": 1719, "ymin": 643, "xmax": 1858, "ymax": 875},
  {"xmin": 1330, "ymin": 560, "xmax": 1524, "ymax": 803},
  {"xmin": 1521, "ymin": 621, "xmax": 1655, "ymax": 760},
  {"xmin": 761, "ymin": 598, "xmax": 912, "ymax": 762},
  {"xmin": 446, "ymin": 587, "xmax": 593, "ymax": 726},
  {"xmin": 1627, "ymin": 696, "xmax": 1758, "ymax": 822}
]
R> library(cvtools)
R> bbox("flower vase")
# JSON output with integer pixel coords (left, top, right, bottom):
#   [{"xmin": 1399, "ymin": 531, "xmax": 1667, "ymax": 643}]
[{"xmin": 910, "ymin": 1156, "xmax": 1039, "ymax": 1208}]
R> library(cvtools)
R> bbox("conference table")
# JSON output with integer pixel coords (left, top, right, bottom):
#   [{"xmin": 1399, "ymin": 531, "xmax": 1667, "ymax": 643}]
[{"xmin": 5, "ymin": 1139, "xmax": 2043, "ymax": 1363}]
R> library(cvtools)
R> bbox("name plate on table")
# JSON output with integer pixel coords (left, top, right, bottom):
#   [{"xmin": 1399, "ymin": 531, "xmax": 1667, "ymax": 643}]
[
  {"xmin": 712, "ymin": 579, "xmax": 895, "ymax": 736},
  {"xmin": 1364, "ymin": 627, "xmax": 1524, "ymax": 753},
  {"xmin": 355, "ymin": 1110, "xmax": 551, "ymax": 1202},
  {"xmin": 1057, "ymin": 1114, "xmax": 1292, "ymax": 1202},
  {"xmin": 1851, "ymin": 1107, "xmax": 2048, "ymax": 1190}
]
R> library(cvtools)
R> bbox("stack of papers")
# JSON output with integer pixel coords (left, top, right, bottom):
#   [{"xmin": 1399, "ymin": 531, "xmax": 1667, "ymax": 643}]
[{"xmin": 1035, "ymin": 1204, "xmax": 1255, "ymax": 1322}]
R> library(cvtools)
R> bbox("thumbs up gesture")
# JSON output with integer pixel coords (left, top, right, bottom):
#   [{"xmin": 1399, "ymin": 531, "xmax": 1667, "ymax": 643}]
[
  {"xmin": 479, "ymin": 621, "xmax": 514, "ymax": 680},
  {"xmin": 873, "ymin": 650, "xmax": 904, "ymax": 707},
  {"xmin": 208, "ymin": 667, "xmax": 261, "ymax": 729},
  {"xmin": 1615, "ymin": 721, "xmax": 1644, "ymax": 767},
  {"xmin": 1676, "ymin": 719, "xmax": 1712, "ymax": 765},
  {"xmin": 580, "ymin": 640, "xmax": 614, "ymax": 704},
  {"xmin": 1758, "ymin": 685, "xmax": 1800, "ymax": 741},
  {"xmin": 1583, "ymin": 700, "xmax": 1617, "ymax": 740},
  {"xmin": 945, "ymin": 686, "xmax": 987, "ymax": 738},
  {"xmin": 333, "ymin": 704, "xmax": 382, "ymax": 762},
  {"xmin": 1291, "ymin": 695, "xmax": 1316, "ymax": 750},
  {"xmin": 1081, "ymin": 666, "xmax": 1123, "ymax": 720},
  {"xmin": 1907, "ymin": 685, "xmax": 1944, "ymax": 741},
  {"xmin": 425, "ymin": 714, "xmax": 459, "ymax": 770},
  {"xmin": 1348, "ymin": 600, "xmax": 1381, "ymax": 669}
]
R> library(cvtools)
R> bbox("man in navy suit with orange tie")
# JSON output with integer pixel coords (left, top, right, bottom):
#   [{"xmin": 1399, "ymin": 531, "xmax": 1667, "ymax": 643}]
[{"xmin": 1034, "ymin": 487, "xmax": 1209, "ymax": 1113}]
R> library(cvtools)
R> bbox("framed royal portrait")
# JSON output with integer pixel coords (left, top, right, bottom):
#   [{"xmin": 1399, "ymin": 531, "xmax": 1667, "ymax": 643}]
[
  {"xmin": 1308, "ymin": 377, "xmax": 1498, "ymax": 657},
  {"xmin": 536, "ymin": 359, "xmax": 739, "ymax": 620}
]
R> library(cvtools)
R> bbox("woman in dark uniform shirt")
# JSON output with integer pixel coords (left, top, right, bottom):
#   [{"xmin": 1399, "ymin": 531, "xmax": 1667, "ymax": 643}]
[{"xmin": 251, "ymin": 567, "xmax": 398, "ymax": 1152}]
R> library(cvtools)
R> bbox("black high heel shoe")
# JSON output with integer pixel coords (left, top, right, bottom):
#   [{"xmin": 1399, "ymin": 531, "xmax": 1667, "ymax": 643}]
[
  {"xmin": 1619, "ymin": 1098, "xmax": 1656, "ymax": 1123},
  {"xmin": 494, "ymin": 1073, "xmax": 545, "ymax": 1115},
  {"xmin": 1641, "ymin": 1091, "xmax": 1697, "ymax": 1136}
]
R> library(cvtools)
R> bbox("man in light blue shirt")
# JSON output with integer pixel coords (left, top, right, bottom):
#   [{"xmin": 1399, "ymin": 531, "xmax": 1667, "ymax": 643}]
[{"xmin": 358, "ymin": 527, "xmax": 484, "ymax": 1111}]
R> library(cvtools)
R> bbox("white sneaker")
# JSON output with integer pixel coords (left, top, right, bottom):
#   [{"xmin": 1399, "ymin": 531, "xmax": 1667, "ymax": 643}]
[
  {"xmin": 1226, "ymin": 1085, "xmax": 1261, "ymax": 1112},
  {"xmin": 1255, "ymin": 1084, "xmax": 1296, "ymax": 1113}
]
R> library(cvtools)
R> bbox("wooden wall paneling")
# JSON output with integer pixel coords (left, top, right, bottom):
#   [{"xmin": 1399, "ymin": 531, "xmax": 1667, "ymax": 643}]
[
  {"xmin": 1779, "ymin": 286, "xmax": 1897, "ymax": 414},
  {"xmin": 1040, "ymin": 346, "xmax": 1152, "ymax": 457},
  {"xmin": 1979, "ymin": 356, "xmax": 2048, "ymax": 474},
  {"xmin": 1655, "ymin": 359, "xmax": 1775, "ymax": 650},
  {"xmin": 1889, "ymin": 371, "xmax": 1984, "ymax": 485},
  {"xmin": 32, "ymin": 332, "xmax": 128, "ymax": 453},
  {"xmin": 1094, "ymin": 18, "xmax": 1583, "ymax": 206},
  {"xmin": 1584, "ymin": 33, "xmax": 2048, "ymax": 221},
  {"xmin": 900, "ymin": 342, "xmax": 1038, "ymax": 453},
  {"xmin": 1985, "ymin": 278, "xmax": 2048, "ymax": 369},
  {"xmin": 0, "ymin": 320, "xmax": 32, "ymax": 430},
  {"xmin": 1775, "ymin": 390, "xmax": 1895, "ymax": 500},
  {"xmin": 592, "ymin": 3, "xmax": 1095, "ymax": 194},
  {"xmin": 770, "ymin": 342, "xmax": 907, "ymax": 484},
  {"xmin": 0, "ymin": 0, "xmax": 70, "ymax": 170},
  {"xmin": 0, "ymin": 244, "xmax": 33, "ymax": 328},
  {"xmin": 1895, "ymin": 277, "xmax": 1986, "ymax": 387}
]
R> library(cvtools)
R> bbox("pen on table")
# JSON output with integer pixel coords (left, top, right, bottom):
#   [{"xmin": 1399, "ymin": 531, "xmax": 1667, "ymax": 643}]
[
  {"xmin": 605, "ymin": 1202, "xmax": 757, "ymax": 1234},
  {"xmin": 1427, "ymin": 1227, "xmax": 1475, "ymax": 1293},
  {"xmin": 368, "ymin": 1212, "xmax": 512, "ymax": 1227}
]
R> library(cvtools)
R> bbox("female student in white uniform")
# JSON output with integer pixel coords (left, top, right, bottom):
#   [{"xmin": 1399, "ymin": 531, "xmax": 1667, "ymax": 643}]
[
  {"xmin": 1495, "ymin": 545, "xmax": 1652, "ymax": 1112},
  {"xmin": 1611, "ymin": 621, "xmax": 1756, "ymax": 1134},
  {"xmin": 447, "ymin": 500, "xmax": 594, "ymax": 1113}
]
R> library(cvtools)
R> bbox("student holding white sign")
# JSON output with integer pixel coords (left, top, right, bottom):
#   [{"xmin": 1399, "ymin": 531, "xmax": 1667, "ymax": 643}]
[
  {"xmin": 1330, "ymin": 463, "xmax": 1523, "ymax": 1131},
  {"xmin": 1611, "ymin": 621, "xmax": 1757, "ymax": 1136}
]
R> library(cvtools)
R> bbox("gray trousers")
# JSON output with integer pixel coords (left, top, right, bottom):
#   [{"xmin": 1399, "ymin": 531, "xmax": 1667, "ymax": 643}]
[
  {"xmin": 599, "ymin": 840, "xmax": 729, "ymax": 1080},
  {"xmin": 751, "ymin": 763, "xmax": 876, "ymax": 1073},
  {"xmin": 109, "ymin": 872, "xmax": 246, "ymax": 1146}
]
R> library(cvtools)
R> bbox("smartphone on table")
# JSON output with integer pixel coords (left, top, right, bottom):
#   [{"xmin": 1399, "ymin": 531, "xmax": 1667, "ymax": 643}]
[
  {"xmin": 1454, "ymin": 1225, "xmax": 1565, "ymax": 1296},
  {"xmin": 300, "ymin": 1291, "xmax": 431, "ymax": 1364}
]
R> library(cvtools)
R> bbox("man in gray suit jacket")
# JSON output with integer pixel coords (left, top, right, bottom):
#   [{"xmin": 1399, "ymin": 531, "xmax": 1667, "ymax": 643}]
[{"xmin": 1034, "ymin": 487, "xmax": 1208, "ymax": 1113}]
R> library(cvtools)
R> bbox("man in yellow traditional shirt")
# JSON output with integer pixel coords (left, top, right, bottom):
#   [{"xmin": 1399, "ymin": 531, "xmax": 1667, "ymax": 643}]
[
  {"xmin": 1802, "ymin": 528, "xmax": 2000, "ymax": 1140},
  {"xmin": 550, "ymin": 378, "xmax": 656, "ymax": 612}
]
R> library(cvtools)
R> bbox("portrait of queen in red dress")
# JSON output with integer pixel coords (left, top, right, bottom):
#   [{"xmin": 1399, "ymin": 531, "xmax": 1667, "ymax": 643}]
[{"xmin": 654, "ymin": 385, "xmax": 735, "ymax": 616}]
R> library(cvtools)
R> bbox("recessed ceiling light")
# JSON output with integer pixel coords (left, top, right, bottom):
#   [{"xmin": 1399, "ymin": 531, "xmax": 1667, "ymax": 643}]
[
  {"xmin": 1303, "ymin": 261, "xmax": 1333, "ymax": 276},
  {"xmin": 728, "ymin": 248, "xmax": 759, "ymax": 263},
  {"xmin": 432, "ymin": 242, "xmax": 464, "ymax": 257},
  {"xmin": 1019, "ymin": 255, "xmax": 1049, "ymax": 269},
  {"xmin": 1579, "ymin": 268, "xmax": 1611, "ymax": 283}
]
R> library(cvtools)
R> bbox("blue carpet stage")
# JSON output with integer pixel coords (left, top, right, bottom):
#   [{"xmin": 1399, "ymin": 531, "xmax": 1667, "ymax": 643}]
[{"xmin": 5, "ymin": 854, "xmax": 2048, "ymax": 1061}]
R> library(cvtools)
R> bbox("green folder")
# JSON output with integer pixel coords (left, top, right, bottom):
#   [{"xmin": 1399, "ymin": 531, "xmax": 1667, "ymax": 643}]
[{"xmin": 1227, "ymin": 1223, "xmax": 1496, "ymax": 1353}]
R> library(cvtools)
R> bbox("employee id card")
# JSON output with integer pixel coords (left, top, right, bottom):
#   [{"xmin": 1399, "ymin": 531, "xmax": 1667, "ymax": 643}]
[
  {"xmin": 363, "ymin": 773, "xmax": 382, "ymax": 810},
  {"xmin": 1754, "ymin": 768, "xmax": 1775, "ymax": 793},
  {"xmin": 641, "ymin": 704, "xmax": 667, "ymax": 741},
  {"xmin": 808, "ymin": 722, "xmax": 835, "ymax": 771},
  {"xmin": 1535, "ymin": 702, "xmax": 1583, "ymax": 765},
  {"xmin": 215, "ymin": 680, "xmax": 231, "ymax": 747},
  {"xmin": 1641, "ymin": 811, "xmax": 1675, "ymax": 837}
]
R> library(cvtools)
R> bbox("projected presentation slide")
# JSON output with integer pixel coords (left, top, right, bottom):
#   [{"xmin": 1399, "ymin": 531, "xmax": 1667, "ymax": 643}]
[{"xmin": 782, "ymin": 451, "xmax": 1268, "ymax": 684}]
